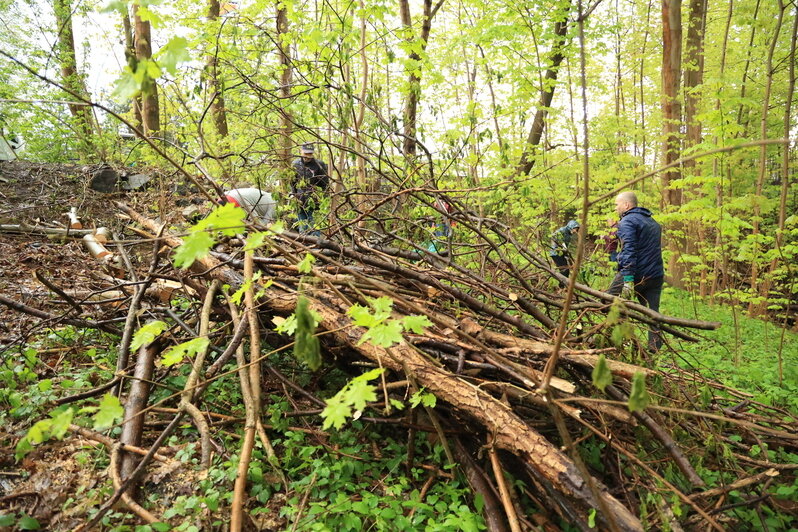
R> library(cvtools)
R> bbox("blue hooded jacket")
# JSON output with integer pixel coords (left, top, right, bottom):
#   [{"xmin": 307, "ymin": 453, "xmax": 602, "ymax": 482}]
[{"xmin": 616, "ymin": 207, "xmax": 664, "ymax": 281}]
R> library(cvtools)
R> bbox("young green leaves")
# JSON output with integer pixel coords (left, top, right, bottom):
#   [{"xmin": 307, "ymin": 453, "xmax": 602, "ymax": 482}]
[
  {"xmin": 321, "ymin": 368, "xmax": 384, "ymax": 430},
  {"xmin": 173, "ymin": 204, "xmax": 247, "ymax": 269},
  {"xmin": 294, "ymin": 296, "xmax": 322, "ymax": 371},
  {"xmin": 347, "ymin": 296, "xmax": 432, "ymax": 348}
]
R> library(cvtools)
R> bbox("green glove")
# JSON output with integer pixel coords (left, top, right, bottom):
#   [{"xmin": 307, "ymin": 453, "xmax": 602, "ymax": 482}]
[{"xmin": 621, "ymin": 276, "xmax": 634, "ymax": 299}]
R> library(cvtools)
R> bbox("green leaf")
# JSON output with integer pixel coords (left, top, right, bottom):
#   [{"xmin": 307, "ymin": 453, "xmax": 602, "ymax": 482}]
[
  {"xmin": 130, "ymin": 320, "xmax": 169, "ymax": 350},
  {"xmin": 14, "ymin": 435, "xmax": 33, "ymax": 462},
  {"xmin": 321, "ymin": 395, "xmax": 351, "ymax": 430},
  {"xmin": 591, "ymin": 354, "xmax": 613, "ymax": 391},
  {"xmin": 195, "ymin": 203, "xmax": 246, "ymax": 236},
  {"xmin": 162, "ymin": 337, "xmax": 210, "ymax": 367},
  {"xmin": 297, "ymin": 253, "xmax": 316, "ymax": 274},
  {"xmin": 100, "ymin": 0, "xmax": 128, "ymax": 14},
  {"xmin": 588, "ymin": 508, "xmax": 596, "ymax": 528},
  {"xmin": 369, "ymin": 296, "xmax": 394, "ymax": 319},
  {"xmin": 152, "ymin": 523, "xmax": 171, "ymax": 532},
  {"xmin": 410, "ymin": 389, "xmax": 436, "ymax": 408},
  {"xmin": 156, "ymin": 36, "xmax": 190, "ymax": 75},
  {"xmin": 111, "ymin": 67, "xmax": 140, "ymax": 100},
  {"xmin": 244, "ymin": 232, "xmax": 268, "ymax": 251},
  {"xmin": 173, "ymin": 231, "xmax": 214, "ymax": 269},
  {"xmin": 93, "ymin": 393, "xmax": 124, "ymax": 430},
  {"xmin": 38, "ymin": 379, "xmax": 52, "ymax": 392},
  {"xmin": 353, "ymin": 368, "xmax": 384, "ymax": 383},
  {"xmin": 360, "ymin": 320, "xmax": 404, "ymax": 347},
  {"xmin": 347, "ymin": 303, "xmax": 379, "ymax": 328},
  {"xmin": 628, "ymin": 372, "xmax": 651, "ymax": 412},
  {"xmin": 50, "ymin": 408, "xmax": 74, "ymax": 439},
  {"xmin": 347, "ymin": 379, "xmax": 378, "ymax": 411},
  {"xmin": 389, "ymin": 398, "xmax": 406, "ymax": 410},
  {"xmin": 0, "ymin": 514, "xmax": 15, "ymax": 526},
  {"xmin": 401, "ymin": 314, "xmax": 433, "ymax": 334},
  {"xmin": 17, "ymin": 515, "xmax": 41, "ymax": 530},
  {"xmin": 293, "ymin": 296, "xmax": 321, "ymax": 371}
]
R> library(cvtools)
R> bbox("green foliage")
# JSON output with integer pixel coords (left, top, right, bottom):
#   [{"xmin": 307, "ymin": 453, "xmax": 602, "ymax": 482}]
[
  {"xmin": 15, "ymin": 407, "xmax": 74, "ymax": 460},
  {"xmin": 627, "ymin": 372, "xmax": 650, "ymax": 413},
  {"xmin": 321, "ymin": 368, "xmax": 384, "ymax": 430},
  {"xmin": 409, "ymin": 388, "xmax": 437, "ymax": 408},
  {"xmin": 162, "ymin": 337, "xmax": 210, "ymax": 367},
  {"xmin": 591, "ymin": 354, "xmax": 613, "ymax": 391},
  {"xmin": 130, "ymin": 320, "xmax": 169, "ymax": 350},
  {"xmin": 294, "ymin": 296, "xmax": 322, "ymax": 371},
  {"xmin": 297, "ymin": 253, "xmax": 316, "ymax": 273},
  {"xmin": 91, "ymin": 393, "xmax": 125, "ymax": 430},
  {"xmin": 347, "ymin": 296, "xmax": 431, "ymax": 348},
  {"xmin": 173, "ymin": 204, "xmax": 247, "ymax": 269}
]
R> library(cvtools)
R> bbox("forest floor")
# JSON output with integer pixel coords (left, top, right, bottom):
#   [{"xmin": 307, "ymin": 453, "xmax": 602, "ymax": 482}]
[{"xmin": 0, "ymin": 161, "xmax": 211, "ymax": 530}]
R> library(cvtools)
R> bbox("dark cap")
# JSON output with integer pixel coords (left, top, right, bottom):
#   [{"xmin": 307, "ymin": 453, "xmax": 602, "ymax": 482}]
[{"xmin": 300, "ymin": 143, "xmax": 315, "ymax": 155}]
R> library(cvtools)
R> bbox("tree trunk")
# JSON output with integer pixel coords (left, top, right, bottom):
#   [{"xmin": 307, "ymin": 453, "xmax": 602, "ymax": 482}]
[
  {"xmin": 709, "ymin": 0, "xmax": 734, "ymax": 299},
  {"xmin": 133, "ymin": 3, "xmax": 160, "ymax": 135},
  {"xmin": 682, "ymin": 0, "xmax": 708, "ymax": 294},
  {"xmin": 206, "ymin": 0, "xmax": 228, "ymax": 138},
  {"xmin": 515, "ymin": 2, "xmax": 571, "ymax": 178},
  {"xmin": 399, "ymin": 0, "xmax": 443, "ymax": 158},
  {"xmin": 277, "ymin": 2, "xmax": 293, "ymax": 167},
  {"xmin": 660, "ymin": 0, "xmax": 682, "ymax": 207},
  {"xmin": 53, "ymin": 0, "xmax": 95, "ymax": 145},
  {"xmin": 121, "ymin": 7, "xmax": 143, "ymax": 129}
]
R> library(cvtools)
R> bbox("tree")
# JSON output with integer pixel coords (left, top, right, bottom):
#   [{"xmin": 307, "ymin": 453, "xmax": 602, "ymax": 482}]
[
  {"xmin": 515, "ymin": 2, "xmax": 571, "ymax": 178},
  {"xmin": 205, "ymin": 0, "xmax": 228, "ymax": 138},
  {"xmin": 133, "ymin": 2, "xmax": 160, "ymax": 135},
  {"xmin": 660, "ymin": 0, "xmax": 682, "ymax": 207},
  {"xmin": 53, "ymin": 0, "xmax": 96, "ymax": 148}
]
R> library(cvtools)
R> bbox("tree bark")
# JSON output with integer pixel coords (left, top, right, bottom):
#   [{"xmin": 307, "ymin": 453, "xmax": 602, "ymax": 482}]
[
  {"xmin": 206, "ymin": 0, "xmax": 228, "ymax": 138},
  {"xmin": 660, "ymin": 0, "xmax": 682, "ymax": 207},
  {"xmin": 399, "ymin": 0, "xmax": 444, "ymax": 158},
  {"xmin": 133, "ymin": 3, "xmax": 160, "ymax": 135},
  {"xmin": 277, "ymin": 1, "xmax": 293, "ymax": 167},
  {"xmin": 515, "ymin": 3, "xmax": 571, "ymax": 177},
  {"xmin": 53, "ymin": 0, "xmax": 95, "ymax": 145}
]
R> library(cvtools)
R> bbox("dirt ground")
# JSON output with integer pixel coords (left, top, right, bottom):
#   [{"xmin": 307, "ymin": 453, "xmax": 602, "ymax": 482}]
[
  {"xmin": 0, "ymin": 161, "xmax": 210, "ymax": 530},
  {"xmin": 0, "ymin": 161, "xmax": 206, "ymax": 345}
]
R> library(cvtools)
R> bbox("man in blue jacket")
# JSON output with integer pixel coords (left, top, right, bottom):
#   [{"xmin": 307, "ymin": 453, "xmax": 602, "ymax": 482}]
[{"xmin": 607, "ymin": 191, "xmax": 664, "ymax": 351}]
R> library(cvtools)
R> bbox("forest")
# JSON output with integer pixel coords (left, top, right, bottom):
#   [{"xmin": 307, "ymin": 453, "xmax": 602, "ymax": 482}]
[{"xmin": 0, "ymin": 0, "xmax": 797, "ymax": 530}]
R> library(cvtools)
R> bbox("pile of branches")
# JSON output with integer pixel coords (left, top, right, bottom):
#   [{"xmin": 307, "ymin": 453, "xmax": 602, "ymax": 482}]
[{"xmin": 5, "ymin": 196, "xmax": 797, "ymax": 532}]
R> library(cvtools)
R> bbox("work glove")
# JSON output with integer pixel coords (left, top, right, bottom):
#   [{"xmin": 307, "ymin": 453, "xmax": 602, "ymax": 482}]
[{"xmin": 621, "ymin": 276, "xmax": 634, "ymax": 299}]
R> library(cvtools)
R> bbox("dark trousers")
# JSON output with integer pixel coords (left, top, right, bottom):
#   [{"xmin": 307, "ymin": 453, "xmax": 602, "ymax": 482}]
[
  {"xmin": 551, "ymin": 254, "xmax": 571, "ymax": 279},
  {"xmin": 607, "ymin": 274, "xmax": 664, "ymax": 350}
]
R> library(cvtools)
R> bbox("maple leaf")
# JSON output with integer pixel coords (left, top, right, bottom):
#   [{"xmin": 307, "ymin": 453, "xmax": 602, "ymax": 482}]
[
  {"xmin": 93, "ymin": 393, "xmax": 124, "ymax": 430},
  {"xmin": 130, "ymin": 320, "xmax": 168, "ymax": 350},
  {"xmin": 173, "ymin": 231, "xmax": 214, "ymax": 269},
  {"xmin": 162, "ymin": 337, "xmax": 210, "ymax": 367}
]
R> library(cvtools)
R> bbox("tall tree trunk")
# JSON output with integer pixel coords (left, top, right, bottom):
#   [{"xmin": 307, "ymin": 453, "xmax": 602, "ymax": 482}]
[
  {"xmin": 53, "ymin": 0, "xmax": 95, "ymax": 145},
  {"xmin": 710, "ymin": 0, "xmax": 734, "ymax": 299},
  {"xmin": 637, "ymin": 0, "xmax": 653, "ymax": 170},
  {"xmin": 277, "ymin": 2, "xmax": 292, "ymax": 167},
  {"xmin": 206, "ymin": 0, "xmax": 228, "ymax": 138},
  {"xmin": 133, "ymin": 3, "xmax": 159, "ymax": 135},
  {"xmin": 515, "ymin": 2, "xmax": 571, "ymax": 177},
  {"xmin": 682, "ymin": 0, "xmax": 708, "ymax": 294},
  {"xmin": 735, "ymin": 0, "xmax": 762, "ymax": 141},
  {"xmin": 750, "ymin": 1, "xmax": 786, "ymax": 315},
  {"xmin": 660, "ymin": 0, "xmax": 682, "ymax": 207},
  {"xmin": 399, "ymin": 0, "xmax": 444, "ymax": 158},
  {"xmin": 121, "ymin": 7, "xmax": 142, "ymax": 129}
]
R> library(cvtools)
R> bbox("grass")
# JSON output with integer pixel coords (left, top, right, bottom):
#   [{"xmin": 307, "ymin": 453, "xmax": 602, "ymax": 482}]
[{"xmin": 660, "ymin": 286, "xmax": 798, "ymax": 413}]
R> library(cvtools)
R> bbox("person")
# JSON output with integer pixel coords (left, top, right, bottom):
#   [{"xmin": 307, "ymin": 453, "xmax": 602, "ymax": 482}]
[
  {"xmin": 291, "ymin": 143, "xmax": 329, "ymax": 234},
  {"xmin": 549, "ymin": 220, "xmax": 580, "ymax": 278},
  {"xmin": 603, "ymin": 217, "xmax": 619, "ymax": 262},
  {"xmin": 606, "ymin": 191, "xmax": 664, "ymax": 351},
  {"xmin": 223, "ymin": 187, "xmax": 277, "ymax": 224},
  {"xmin": 427, "ymin": 199, "xmax": 454, "ymax": 253}
]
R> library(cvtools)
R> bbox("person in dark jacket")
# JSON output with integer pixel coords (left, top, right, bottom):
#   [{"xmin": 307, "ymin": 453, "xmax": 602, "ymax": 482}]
[
  {"xmin": 549, "ymin": 220, "xmax": 580, "ymax": 279},
  {"xmin": 607, "ymin": 191, "xmax": 664, "ymax": 351},
  {"xmin": 291, "ymin": 143, "xmax": 329, "ymax": 234}
]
